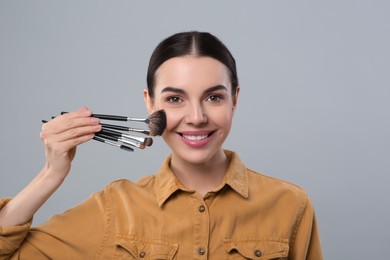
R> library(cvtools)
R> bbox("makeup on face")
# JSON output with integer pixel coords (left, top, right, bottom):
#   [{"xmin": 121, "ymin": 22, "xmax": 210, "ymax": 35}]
[{"xmin": 149, "ymin": 56, "xmax": 238, "ymax": 165}]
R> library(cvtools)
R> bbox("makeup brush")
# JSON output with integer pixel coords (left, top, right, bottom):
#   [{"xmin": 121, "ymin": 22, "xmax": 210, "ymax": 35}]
[
  {"xmin": 101, "ymin": 123, "xmax": 154, "ymax": 136},
  {"xmin": 99, "ymin": 128, "xmax": 153, "ymax": 147},
  {"xmin": 92, "ymin": 136, "xmax": 134, "ymax": 152},
  {"xmin": 42, "ymin": 119, "xmax": 134, "ymax": 152},
  {"xmin": 95, "ymin": 132, "xmax": 146, "ymax": 150},
  {"xmin": 93, "ymin": 110, "xmax": 166, "ymax": 136},
  {"xmin": 61, "ymin": 110, "xmax": 166, "ymax": 136},
  {"xmin": 143, "ymin": 109, "xmax": 166, "ymax": 136}
]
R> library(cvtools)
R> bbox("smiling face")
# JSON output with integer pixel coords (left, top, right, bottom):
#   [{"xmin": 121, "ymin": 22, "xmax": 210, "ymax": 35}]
[{"xmin": 144, "ymin": 56, "xmax": 239, "ymax": 166}]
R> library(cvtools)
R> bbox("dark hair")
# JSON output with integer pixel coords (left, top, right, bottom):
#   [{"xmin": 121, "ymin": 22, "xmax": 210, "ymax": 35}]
[{"xmin": 146, "ymin": 31, "xmax": 239, "ymax": 99}]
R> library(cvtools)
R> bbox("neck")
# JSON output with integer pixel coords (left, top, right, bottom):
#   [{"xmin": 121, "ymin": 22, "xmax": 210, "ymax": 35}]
[{"xmin": 170, "ymin": 150, "xmax": 228, "ymax": 197}]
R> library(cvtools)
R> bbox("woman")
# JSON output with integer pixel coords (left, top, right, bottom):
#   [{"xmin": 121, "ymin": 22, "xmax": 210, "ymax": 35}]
[{"xmin": 0, "ymin": 32, "xmax": 323, "ymax": 259}]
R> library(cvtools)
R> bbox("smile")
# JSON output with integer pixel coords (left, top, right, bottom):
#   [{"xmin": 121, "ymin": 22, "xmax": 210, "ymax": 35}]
[
  {"xmin": 177, "ymin": 130, "xmax": 216, "ymax": 148},
  {"xmin": 182, "ymin": 134, "xmax": 208, "ymax": 141}
]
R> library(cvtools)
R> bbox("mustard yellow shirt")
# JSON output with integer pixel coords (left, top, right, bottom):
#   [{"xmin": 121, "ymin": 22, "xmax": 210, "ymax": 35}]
[{"xmin": 0, "ymin": 151, "xmax": 323, "ymax": 259}]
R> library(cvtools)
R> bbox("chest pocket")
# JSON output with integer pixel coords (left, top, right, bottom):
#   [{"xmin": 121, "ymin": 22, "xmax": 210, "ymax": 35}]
[
  {"xmin": 115, "ymin": 235, "xmax": 179, "ymax": 260},
  {"xmin": 223, "ymin": 239, "xmax": 289, "ymax": 260}
]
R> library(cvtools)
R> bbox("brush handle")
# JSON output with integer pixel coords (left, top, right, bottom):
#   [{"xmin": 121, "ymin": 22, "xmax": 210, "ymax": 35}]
[
  {"xmin": 42, "ymin": 119, "xmax": 134, "ymax": 152},
  {"xmin": 95, "ymin": 132, "xmax": 118, "ymax": 142},
  {"xmin": 92, "ymin": 114, "xmax": 129, "ymax": 121},
  {"xmin": 61, "ymin": 112, "xmax": 145, "ymax": 122},
  {"xmin": 96, "ymin": 132, "xmax": 144, "ymax": 149},
  {"xmin": 92, "ymin": 114, "xmax": 146, "ymax": 122},
  {"xmin": 93, "ymin": 136, "xmax": 134, "ymax": 152},
  {"xmin": 101, "ymin": 123, "xmax": 152, "ymax": 136},
  {"xmin": 101, "ymin": 123, "xmax": 129, "ymax": 131},
  {"xmin": 100, "ymin": 128, "xmax": 121, "ymax": 138},
  {"xmin": 100, "ymin": 129, "xmax": 146, "ymax": 144}
]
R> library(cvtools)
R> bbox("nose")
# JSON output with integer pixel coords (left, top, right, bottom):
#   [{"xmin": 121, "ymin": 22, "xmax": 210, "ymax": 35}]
[{"xmin": 185, "ymin": 103, "xmax": 207, "ymax": 126}]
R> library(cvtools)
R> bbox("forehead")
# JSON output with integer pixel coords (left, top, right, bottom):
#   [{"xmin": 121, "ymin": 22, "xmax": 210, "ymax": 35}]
[{"xmin": 154, "ymin": 56, "xmax": 231, "ymax": 91}]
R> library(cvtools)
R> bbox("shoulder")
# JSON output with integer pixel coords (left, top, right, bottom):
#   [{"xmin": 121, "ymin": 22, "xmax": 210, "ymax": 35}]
[
  {"xmin": 104, "ymin": 176, "xmax": 156, "ymax": 190},
  {"xmin": 246, "ymin": 168, "xmax": 308, "ymax": 206},
  {"xmin": 101, "ymin": 177, "xmax": 157, "ymax": 202}
]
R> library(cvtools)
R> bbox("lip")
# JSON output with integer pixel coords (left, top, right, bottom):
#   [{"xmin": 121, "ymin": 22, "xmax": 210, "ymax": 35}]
[{"xmin": 177, "ymin": 130, "xmax": 216, "ymax": 148}]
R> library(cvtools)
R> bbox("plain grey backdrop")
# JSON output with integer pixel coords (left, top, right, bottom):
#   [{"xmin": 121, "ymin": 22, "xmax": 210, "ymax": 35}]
[{"xmin": 1, "ymin": 1, "xmax": 389, "ymax": 259}]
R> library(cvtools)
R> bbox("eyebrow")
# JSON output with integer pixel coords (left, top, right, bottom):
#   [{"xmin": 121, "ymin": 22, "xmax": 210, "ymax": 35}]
[{"xmin": 160, "ymin": 85, "xmax": 228, "ymax": 95}]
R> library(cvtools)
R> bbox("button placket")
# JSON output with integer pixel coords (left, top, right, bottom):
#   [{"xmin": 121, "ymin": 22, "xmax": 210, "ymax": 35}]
[{"xmin": 190, "ymin": 195, "xmax": 210, "ymax": 259}]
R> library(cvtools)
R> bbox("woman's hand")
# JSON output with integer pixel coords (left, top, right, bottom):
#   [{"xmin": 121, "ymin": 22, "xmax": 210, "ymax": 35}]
[
  {"xmin": 40, "ymin": 107, "xmax": 102, "ymax": 180},
  {"xmin": 0, "ymin": 107, "xmax": 102, "ymax": 227}
]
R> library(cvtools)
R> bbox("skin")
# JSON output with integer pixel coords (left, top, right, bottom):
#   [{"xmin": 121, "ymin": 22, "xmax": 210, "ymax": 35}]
[
  {"xmin": 0, "ymin": 55, "xmax": 240, "ymax": 227},
  {"xmin": 0, "ymin": 108, "xmax": 102, "ymax": 227},
  {"xmin": 144, "ymin": 56, "xmax": 240, "ymax": 196}
]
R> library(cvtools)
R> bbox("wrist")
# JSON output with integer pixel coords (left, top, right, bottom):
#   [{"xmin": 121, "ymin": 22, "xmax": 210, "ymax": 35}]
[{"xmin": 39, "ymin": 163, "xmax": 69, "ymax": 186}]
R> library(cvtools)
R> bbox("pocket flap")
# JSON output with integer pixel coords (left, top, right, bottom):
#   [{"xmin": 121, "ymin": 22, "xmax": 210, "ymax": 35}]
[
  {"xmin": 115, "ymin": 235, "xmax": 178, "ymax": 259},
  {"xmin": 223, "ymin": 238, "xmax": 289, "ymax": 259}
]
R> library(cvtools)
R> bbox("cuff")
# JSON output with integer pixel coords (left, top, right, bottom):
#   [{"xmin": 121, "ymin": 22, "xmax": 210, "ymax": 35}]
[{"xmin": 0, "ymin": 198, "xmax": 32, "ymax": 255}]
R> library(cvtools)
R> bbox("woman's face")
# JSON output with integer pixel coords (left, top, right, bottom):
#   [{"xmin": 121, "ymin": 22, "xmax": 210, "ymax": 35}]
[{"xmin": 144, "ymin": 56, "xmax": 239, "ymax": 166}]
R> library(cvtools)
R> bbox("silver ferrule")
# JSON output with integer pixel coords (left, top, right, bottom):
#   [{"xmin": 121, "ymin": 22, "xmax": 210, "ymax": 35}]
[
  {"xmin": 104, "ymin": 139, "xmax": 121, "ymax": 148},
  {"xmin": 118, "ymin": 137, "xmax": 143, "ymax": 149},
  {"xmin": 126, "ymin": 117, "xmax": 146, "ymax": 123},
  {"xmin": 121, "ymin": 134, "xmax": 145, "ymax": 144},
  {"xmin": 127, "ymin": 128, "xmax": 152, "ymax": 136}
]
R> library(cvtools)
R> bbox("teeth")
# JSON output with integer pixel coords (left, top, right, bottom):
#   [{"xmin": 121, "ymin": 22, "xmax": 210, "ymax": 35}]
[{"xmin": 183, "ymin": 134, "xmax": 208, "ymax": 141}]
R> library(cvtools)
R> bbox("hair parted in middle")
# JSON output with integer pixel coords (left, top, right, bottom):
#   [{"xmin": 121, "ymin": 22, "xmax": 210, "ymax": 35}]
[{"xmin": 146, "ymin": 31, "xmax": 239, "ymax": 99}]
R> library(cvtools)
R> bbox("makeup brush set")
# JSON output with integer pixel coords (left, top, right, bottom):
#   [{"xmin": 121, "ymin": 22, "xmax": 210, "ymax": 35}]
[{"xmin": 42, "ymin": 110, "xmax": 166, "ymax": 153}]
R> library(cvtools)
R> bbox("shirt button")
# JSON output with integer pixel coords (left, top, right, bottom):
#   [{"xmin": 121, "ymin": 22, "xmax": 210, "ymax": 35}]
[
  {"xmin": 139, "ymin": 251, "xmax": 146, "ymax": 258},
  {"xmin": 198, "ymin": 247, "xmax": 206, "ymax": 255},
  {"xmin": 254, "ymin": 249, "xmax": 262, "ymax": 257},
  {"xmin": 199, "ymin": 205, "xmax": 206, "ymax": 212}
]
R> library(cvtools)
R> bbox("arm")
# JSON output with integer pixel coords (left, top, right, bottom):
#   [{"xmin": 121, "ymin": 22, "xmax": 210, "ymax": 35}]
[
  {"xmin": 0, "ymin": 189, "xmax": 109, "ymax": 259},
  {"xmin": 0, "ymin": 107, "xmax": 101, "ymax": 228},
  {"xmin": 289, "ymin": 196, "xmax": 324, "ymax": 260}
]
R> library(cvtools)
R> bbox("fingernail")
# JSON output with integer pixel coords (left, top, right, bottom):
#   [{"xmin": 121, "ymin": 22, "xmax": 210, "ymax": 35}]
[
  {"xmin": 81, "ymin": 107, "xmax": 91, "ymax": 115},
  {"xmin": 91, "ymin": 117, "xmax": 100, "ymax": 124},
  {"xmin": 93, "ymin": 125, "xmax": 102, "ymax": 131}
]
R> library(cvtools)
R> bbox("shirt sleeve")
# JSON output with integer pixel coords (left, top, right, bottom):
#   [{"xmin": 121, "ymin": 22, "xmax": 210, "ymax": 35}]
[
  {"xmin": 289, "ymin": 196, "xmax": 324, "ymax": 260},
  {"xmin": 0, "ymin": 198, "xmax": 33, "ymax": 259},
  {"xmin": 0, "ymin": 188, "xmax": 109, "ymax": 259}
]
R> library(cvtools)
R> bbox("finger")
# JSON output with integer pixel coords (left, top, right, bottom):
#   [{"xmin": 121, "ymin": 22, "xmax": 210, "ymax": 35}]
[
  {"xmin": 41, "ymin": 124, "xmax": 102, "ymax": 144},
  {"xmin": 45, "ymin": 133, "xmax": 96, "ymax": 155},
  {"xmin": 43, "ymin": 114, "xmax": 100, "ymax": 134}
]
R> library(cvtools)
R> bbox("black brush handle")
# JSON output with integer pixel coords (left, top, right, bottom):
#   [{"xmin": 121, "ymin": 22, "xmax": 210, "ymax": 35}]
[
  {"xmin": 101, "ymin": 123, "xmax": 151, "ymax": 136},
  {"xmin": 61, "ymin": 112, "xmax": 128, "ymax": 121},
  {"xmin": 99, "ymin": 128, "xmax": 122, "ymax": 138},
  {"xmin": 101, "ymin": 123, "xmax": 129, "ymax": 131},
  {"xmin": 119, "ymin": 145, "xmax": 134, "ymax": 152},
  {"xmin": 91, "ymin": 114, "xmax": 128, "ymax": 121},
  {"xmin": 93, "ymin": 136, "xmax": 134, "ymax": 152},
  {"xmin": 95, "ymin": 132, "xmax": 118, "ymax": 142}
]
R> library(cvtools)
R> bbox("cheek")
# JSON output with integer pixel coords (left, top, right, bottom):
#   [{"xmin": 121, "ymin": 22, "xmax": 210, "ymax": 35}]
[
  {"xmin": 210, "ymin": 107, "xmax": 234, "ymax": 127},
  {"xmin": 164, "ymin": 109, "xmax": 182, "ymax": 132}
]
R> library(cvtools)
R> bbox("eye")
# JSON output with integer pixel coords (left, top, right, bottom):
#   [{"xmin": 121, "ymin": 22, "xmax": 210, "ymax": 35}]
[
  {"xmin": 167, "ymin": 96, "xmax": 183, "ymax": 104},
  {"xmin": 206, "ymin": 94, "xmax": 224, "ymax": 102}
]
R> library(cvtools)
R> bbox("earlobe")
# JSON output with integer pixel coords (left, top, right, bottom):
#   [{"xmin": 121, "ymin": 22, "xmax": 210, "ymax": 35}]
[{"xmin": 143, "ymin": 89, "xmax": 154, "ymax": 114}]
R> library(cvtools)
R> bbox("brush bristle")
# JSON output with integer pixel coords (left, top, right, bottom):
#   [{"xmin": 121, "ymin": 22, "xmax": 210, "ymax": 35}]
[
  {"xmin": 147, "ymin": 110, "xmax": 166, "ymax": 136},
  {"xmin": 144, "ymin": 137, "xmax": 153, "ymax": 147},
  {"xmin": 120, "ymin": 145, "xmax": 134, "ymax": 152}
]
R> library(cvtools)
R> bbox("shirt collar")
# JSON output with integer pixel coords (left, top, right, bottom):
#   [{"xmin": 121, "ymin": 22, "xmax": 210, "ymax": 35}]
[
  {"xmin": 155, "ymin": 150, "xmax": 249, "ymax": 207},
  {"xmin": 222, "ymin": 150, "xmax": 249, "ymax": 199}
]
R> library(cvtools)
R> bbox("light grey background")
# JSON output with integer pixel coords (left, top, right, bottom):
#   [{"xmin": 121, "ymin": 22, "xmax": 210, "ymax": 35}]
[{"xmin": 1, "ymin": 1, "xmax": 389, "ymax": 259}]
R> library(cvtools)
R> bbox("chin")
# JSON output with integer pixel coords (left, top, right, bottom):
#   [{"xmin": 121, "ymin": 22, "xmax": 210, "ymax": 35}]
[{"xmin": 173, "ymin": 146, "xmax": 224, "ymax": 166}]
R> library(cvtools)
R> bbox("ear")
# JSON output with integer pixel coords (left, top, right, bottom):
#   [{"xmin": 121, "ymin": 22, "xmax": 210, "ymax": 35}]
[
  {"xmin": 143, "ymin": 89, "xmax": 154, "ymax": 114},
  {"xmin": 232, "ymin": 86, "xmax": 240, "ymax": 112}
]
